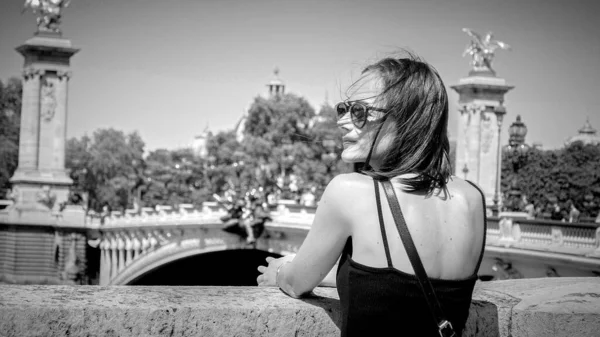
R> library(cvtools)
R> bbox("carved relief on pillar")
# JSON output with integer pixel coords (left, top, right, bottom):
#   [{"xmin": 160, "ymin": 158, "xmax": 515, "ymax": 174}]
[
  {"xmin": 40, "ymin": 75, "xmax": 58, "ymax": 122},
  {"xmin": 480, "ymin": 110, "xmax": 495, "ymax": 154}
]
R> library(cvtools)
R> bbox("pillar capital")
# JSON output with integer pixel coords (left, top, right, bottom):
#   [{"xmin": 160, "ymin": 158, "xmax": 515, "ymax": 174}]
[
  {"xmin": 22, "ymin": 67, "xmax": 44, "ymax": 80},
  {"xmin": 56, "ymin": 70, "xmax": 72, "ymax": 80}
]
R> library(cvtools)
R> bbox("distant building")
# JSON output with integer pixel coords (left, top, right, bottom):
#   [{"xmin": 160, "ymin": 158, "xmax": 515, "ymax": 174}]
[
  {"xmin": 564, "ymin": 119, "xmax": 600, "ymax": 146},
  {"xmin": 235, "ymin": 68, "xmax": 286, "ymax": 142},
  {"xmin": 192, "ymin": 125, "xmax": 211, "ymax": 159},
  {"xmin": 266, "ymin": 67, "xmax": 285, "ymax": 98},
  {"xmin": 234, "ymin": 110, "xmax": 248, "ymax": 143}
]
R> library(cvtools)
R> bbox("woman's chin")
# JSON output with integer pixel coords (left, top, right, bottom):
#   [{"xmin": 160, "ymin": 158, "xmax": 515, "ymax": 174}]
[{"xmin": 340, "ymin": 151, "xmax": 365, "ymax": 164}]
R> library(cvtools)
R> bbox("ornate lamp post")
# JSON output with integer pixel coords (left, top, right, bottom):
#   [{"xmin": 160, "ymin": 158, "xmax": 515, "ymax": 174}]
[
  {"xmin": 504, "ymin": 115, "xmax": 529, "ymax": 212},
  {"xmin": 493, "ymin": 103, "xmax": 506, "ymax": 216}
]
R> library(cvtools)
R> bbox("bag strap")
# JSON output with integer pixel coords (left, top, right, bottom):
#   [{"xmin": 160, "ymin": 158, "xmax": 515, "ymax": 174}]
[
  {"xmin": 379, "ymin": 179, "xmax": 456, "ymax": 337},
  {"xmin": 373, "ymin": 179, "xmax": 393, "ymax": 267}
]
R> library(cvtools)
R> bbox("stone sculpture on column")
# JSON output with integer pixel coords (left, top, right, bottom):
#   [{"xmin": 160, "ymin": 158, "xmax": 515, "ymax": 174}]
[
  {"xmin": 23, "ymin": 0, "xmax": 71, "ymax": 34},
  {"xmin": 452, "ymin": 29, "xmax": 513, "ymax": 214}
]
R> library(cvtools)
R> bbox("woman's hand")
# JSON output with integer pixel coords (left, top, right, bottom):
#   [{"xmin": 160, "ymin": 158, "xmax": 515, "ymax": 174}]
[{"xmin": 256, "ymin": 254, "xmax": 294, "ymax": 287}]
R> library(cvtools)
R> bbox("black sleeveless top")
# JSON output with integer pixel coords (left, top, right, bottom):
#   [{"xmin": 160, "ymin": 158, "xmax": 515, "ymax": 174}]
[{"xmin": 336, "ymin": 180, "xmax": 486, "ymax": 337}]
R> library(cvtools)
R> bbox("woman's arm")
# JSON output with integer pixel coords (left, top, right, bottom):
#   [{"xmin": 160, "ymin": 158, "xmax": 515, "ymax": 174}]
[
  {"xmin": 318, "ymin": 263, "xmax": 338, "ymax": 288},
  {"xmin": 257, "ymin": 175, "xmax": 351, "ymax": 297}
]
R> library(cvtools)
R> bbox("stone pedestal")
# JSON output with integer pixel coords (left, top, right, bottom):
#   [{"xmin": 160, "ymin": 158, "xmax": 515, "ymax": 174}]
[
  {"xmin": 451, "ymin": 71, "xmax": 513, "ymax": 211},
  {"xmin": 6, "ymin": 31, "xmax": 78, "ymax": 217}
]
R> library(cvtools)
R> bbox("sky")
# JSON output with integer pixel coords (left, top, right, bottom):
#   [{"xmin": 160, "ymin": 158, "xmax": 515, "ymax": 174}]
[{"xmin": 0, "ymin": 0, "xmax": 599, "ymax": 151}]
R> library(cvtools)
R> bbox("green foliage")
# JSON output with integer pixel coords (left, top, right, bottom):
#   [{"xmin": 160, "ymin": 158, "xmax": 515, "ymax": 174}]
[
  {"xmin": 66, "ymin": 129, "xmax": 145, "ymax": 211},
  {"xmin": 501, "ymin": 142, "xmax": 600, "ymax": 219},
  {"xmin": 204, "ymin": 96, "xmax": 352, "ymax": 199},
  {"xmin": 143, "ymin": 147, "xmax": 209, "ymax": 207},
  {"xmin": 244, "ymin": 94, "xmax": 315, "ymax": 145},
  {"xmin": 0, "ymin": 78, "xmax": 22, "ymax": 198}
]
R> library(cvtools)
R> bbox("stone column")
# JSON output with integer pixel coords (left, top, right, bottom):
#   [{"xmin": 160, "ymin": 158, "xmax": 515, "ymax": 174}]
[
  {"xmin": 8, "ymin": 33, "xmax": 78, "ymax": 216},
  {"xmin": 451, "ymin": 73, "xmax": 513, "ymax": 207},
  {"xmin": 18, "ymin": 68, "xmax": 43, "ymax": 171}
]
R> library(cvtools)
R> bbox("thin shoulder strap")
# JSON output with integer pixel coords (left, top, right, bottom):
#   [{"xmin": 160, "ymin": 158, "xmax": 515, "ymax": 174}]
[
  {"xmin": 373, "ymin": 179, "xmax": 393, "ymax": 267},
  {"xmin": 380, "ymin": 180, "xmax": 453, "ymax": 335},
  {"xmin": 465, "ymin": 180, "xmax": 488, "ymax": 273}
]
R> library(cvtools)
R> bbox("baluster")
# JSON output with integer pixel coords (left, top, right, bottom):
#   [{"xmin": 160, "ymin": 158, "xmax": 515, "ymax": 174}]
[
  {"xmin": 110, "ymin": 236, "xmax": 118, "ymax": 280},
  {"xmin": 124, "ymin": 233, "xmax": 133, "ymax": 266},
  {"xmin": 131, "ymin": 232, "xmax": 141, "ymax": 260},
  {"xmin": 99, "ymin": 239, "xmax": 109, "ymax": 286},
  {"xmin": 148, "ymin": 231, "xmax": 158, "ymax": 250},
  {"xmin": 116, "ymin": 234, "xmax": 125, "ymax": 273},
  {"xmin": 141, "ymin": 231, "xmax": 150, "ymax": 254}
]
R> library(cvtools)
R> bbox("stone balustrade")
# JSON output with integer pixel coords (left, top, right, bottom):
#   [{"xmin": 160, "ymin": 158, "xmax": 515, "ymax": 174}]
[
  {"xmin": 90, "ymin": 203, "xmax": 600, "ymax": 259},
  {"xmin": 488, "ymin": 217, "xmax": 600, "ymax": 258},
  {"xmin": 1, "ymin": 278, "xmax": 599, "ymax": 336}
]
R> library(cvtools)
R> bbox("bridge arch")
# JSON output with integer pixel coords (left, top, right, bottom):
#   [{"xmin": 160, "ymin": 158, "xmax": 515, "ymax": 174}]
[
  {"xmin": 101, "ymin": 222, "xmax": 308, "ymax": 286},
  {"xmin": 111, "ymin": 241, "xmax": 289, "ymax": 286}
]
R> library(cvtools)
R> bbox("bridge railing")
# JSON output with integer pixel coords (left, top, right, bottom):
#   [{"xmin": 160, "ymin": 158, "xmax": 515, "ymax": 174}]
[
  {"xmin": 90, "ymin": 202, "xmax": 600, "ymax": 258},
  {"xmin": 486, "ymin": 217, "xmax": 600, "ymax": 257}
]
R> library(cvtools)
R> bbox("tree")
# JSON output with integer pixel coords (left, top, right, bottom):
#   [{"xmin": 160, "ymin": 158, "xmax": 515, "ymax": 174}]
[
  {"xmin": 0, "ymin": 77, "xmax": 22, "ymax": 198},
  {"xmin": 244, "ymin": 94, "xmax": 315, "ymax": 145},
  {"xmin": 239, "ymin": 96, "xmax": 350, "ymax": 199},
  {"xmin": 143, "ymin": 147, "xmax": 209, "ymax": 207},
  {"xmin": 66, "ymin": 129, "xmax": 145, "ymax": 211},
  {"xmin": 501, "ymin": 143, "xmax": 600, "ymax": 219}
]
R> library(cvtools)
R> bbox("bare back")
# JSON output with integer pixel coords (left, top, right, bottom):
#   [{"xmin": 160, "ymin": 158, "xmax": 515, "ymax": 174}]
[{"xmin": 343, "ymin": 173, "xmax": 485, "ymax": 280}]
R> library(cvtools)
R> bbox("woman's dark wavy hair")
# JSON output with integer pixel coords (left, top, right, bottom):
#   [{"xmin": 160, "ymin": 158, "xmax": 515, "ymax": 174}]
[{"xmin": 359, "ymin": 53, "xmax": 452, "ymax": 192}]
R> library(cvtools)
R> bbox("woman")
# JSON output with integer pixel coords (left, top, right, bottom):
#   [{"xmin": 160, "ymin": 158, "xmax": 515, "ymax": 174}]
[{"xmin": 257, "ymin": 55, "xmax": 486, "ymax": 336}]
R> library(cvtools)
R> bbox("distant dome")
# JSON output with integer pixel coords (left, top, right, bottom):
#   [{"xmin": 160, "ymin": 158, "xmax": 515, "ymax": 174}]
[
  {"xmin": 267, "ymin": 67, "xmax": 285, "ymax": 97},
  {"xmin": 268, "ymin": 68, "xmax": 284, "ymax": 86},
  {"xmin": 564, "ymin": 119, "xmax": 600, "ymax": 146}
]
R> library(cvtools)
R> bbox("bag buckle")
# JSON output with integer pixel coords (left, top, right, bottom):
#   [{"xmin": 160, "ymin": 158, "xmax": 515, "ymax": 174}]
[{"xmin": 438, "ymin": 320, "xmax": 455, "ymax": 337}]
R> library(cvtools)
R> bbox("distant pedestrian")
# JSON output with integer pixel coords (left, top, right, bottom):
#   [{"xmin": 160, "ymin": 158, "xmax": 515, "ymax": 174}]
[
  {"xmin": 550, "ymin": 202, "xmax": 563, "ymax": 221},
  {"xmin": 523, "ymin": 196, "xmax": 534, "ymax": 219},
  {"xmin": 534, "ymin": 204, "xmax": 543, "ymax": 219},
  {"xmin": 569, "ymin": 203, "xmax": 581, "ymax": 223}
]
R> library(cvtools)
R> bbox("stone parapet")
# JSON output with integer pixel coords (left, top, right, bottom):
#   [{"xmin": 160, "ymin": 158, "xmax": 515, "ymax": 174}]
[{"xmin": 1, "ymin": 278, "xmax": 598, "ymax": 337}]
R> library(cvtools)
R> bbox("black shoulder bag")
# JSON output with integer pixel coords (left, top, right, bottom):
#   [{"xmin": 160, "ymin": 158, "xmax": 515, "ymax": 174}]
[{"xmin": 379, "ymin": 179, "xmax": 456, "ymax": 337}]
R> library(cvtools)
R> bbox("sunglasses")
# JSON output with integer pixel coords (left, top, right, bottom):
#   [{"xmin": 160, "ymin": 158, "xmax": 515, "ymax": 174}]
[{"xmin": 335, "ymin": 101, "xmax": 387, "ymax": 129}]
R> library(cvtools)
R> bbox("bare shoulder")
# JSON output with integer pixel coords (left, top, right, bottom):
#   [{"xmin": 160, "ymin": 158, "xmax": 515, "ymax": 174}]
[
  {"xmin": 323, "ymin": 173, "xmax": 373, "ymax": 199},
  {"xmin": 319, "ymin": 173, "xmax": 373, "ymax": 212},
  {"xmin": 445, "ymin": 176, "xmax": 485, "ymax": 213}
]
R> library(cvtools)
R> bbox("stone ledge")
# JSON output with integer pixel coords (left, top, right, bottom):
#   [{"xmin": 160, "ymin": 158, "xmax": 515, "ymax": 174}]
[{"xmin": 0, "ymin": 278, "xmax": 598, "ymax": 337}]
